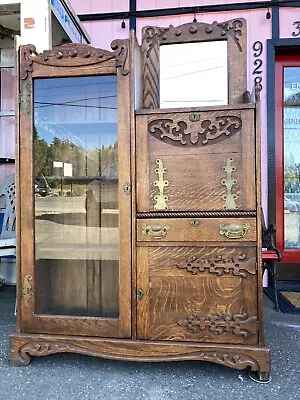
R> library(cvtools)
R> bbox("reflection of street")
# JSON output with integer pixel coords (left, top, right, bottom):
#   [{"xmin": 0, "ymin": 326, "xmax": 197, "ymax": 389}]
[
  {"xmin": 35, "ymin": 195, "xmax": 86, "ymax": 215},
  {"xmin": 285, "ymin": 212, "xmax": 300, "ymax": 248},
  {"xmin": 35, "ymin": 195, "xmax": 119, "ymax": 260}
]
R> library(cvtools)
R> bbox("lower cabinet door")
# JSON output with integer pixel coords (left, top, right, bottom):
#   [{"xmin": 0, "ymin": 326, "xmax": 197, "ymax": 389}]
[{"xmin": 136, "ymin": 245, "xmax": 259, "ymax": 345}]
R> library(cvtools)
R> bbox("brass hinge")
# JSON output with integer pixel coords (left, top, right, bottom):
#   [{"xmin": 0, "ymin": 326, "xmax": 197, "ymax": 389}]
[
  {"xmin": 22, "ymin": 274, "xmax": 33, "ymax": 309},
  {"xmin": 123, "ymin": 183, "xmax": 131, "ymax": 195}
]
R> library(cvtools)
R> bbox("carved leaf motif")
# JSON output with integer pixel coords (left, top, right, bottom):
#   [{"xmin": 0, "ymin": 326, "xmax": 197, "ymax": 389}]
[
  {"xmin": 176, "ymin": 253, "xmax": 255, "ymax": 277},
  {"xmin": 148, "ymin": 116, "xmax": 242, "ymax": 147},
  {"xmin": 178, "ymin": 313, "xmax": 257, "ymax": 337}
]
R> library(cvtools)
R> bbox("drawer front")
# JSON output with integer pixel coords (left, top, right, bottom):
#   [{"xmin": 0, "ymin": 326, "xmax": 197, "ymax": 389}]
[
  {"xmin": 136, "ymin": 109, "xmax": 256, "ymax": 212},
  {"xmin": 137, "ymin": 246, "xmax": 258, "ymax": 344},
  {"xmin": 137, "ymin": 218, "xmax": 257, "ymax": 242}
]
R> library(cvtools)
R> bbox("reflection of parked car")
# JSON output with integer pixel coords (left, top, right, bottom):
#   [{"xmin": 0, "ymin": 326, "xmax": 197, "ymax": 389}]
[
  {"xmin": 85, "ymin": 178, "xmax": 118, "ymax": 212},
  {"xmin": 284, "ymin": 196, "xmax": 300, "ymax": 212},
  {"xmin": 85, "ymin": 166, "xmax": 118, "ymax": 213},
  {"xmin": 35, "ymin": 179, "xmax": 52, "ymax": 197}
]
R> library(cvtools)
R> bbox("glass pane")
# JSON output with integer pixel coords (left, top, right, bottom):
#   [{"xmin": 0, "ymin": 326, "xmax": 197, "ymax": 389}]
[
  {"xmin": 283, "ymin": 67, "xmax": 300, "ymax": 249},
  {"xmin": 1, "ymin": 49, "xmax": 15, "ymax": 112},
  {"xmin": 160, "ymin": 41, "xmax": 228, "ymax": 108},
  {"xmin": 33, "ymin": 76, "xmax": 119, "ymax": 317},
  {"xmin": 0, "ymin": 116, "xmax": 15, "ymax": 159}
]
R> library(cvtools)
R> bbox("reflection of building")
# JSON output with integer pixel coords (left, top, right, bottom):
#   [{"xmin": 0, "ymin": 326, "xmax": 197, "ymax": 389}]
[{"xmin": 0, "ymin": 0, "xmax": 89, "ymax": 283}]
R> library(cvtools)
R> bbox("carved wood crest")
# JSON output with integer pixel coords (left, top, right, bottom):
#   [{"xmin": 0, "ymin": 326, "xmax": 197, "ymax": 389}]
[
  {"xmin": 20, "ymin": 40, "xmax": 129, "ymax": 81},
  {"xmin": 143, "ymin": 19, "xmax": 245, "ymax": 58}
]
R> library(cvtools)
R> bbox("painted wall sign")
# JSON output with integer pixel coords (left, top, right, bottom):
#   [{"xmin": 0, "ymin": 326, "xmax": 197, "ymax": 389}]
[{"xmin": 50, "ymin": 0, "xmax": 82, "ymax": 43}]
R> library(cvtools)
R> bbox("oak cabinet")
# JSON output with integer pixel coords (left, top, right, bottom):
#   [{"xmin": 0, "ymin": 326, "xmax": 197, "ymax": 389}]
[{"xmin": 10, "ymin": 19, "xmax": 270, "ymax": 381}]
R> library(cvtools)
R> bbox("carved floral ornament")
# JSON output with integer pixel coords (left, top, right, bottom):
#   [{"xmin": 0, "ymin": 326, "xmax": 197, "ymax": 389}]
[
  {"xmin": 20, "ymin": 40, "xmax": 129, "ymax": 81},
  {"xmin": 148, "ymin": 115, "xmax": 242, "ymax": 147},
  {"xmin": 143, "ymin": 19, "xmax": 245, "ymax": 57},
  {"xmin": 178, "ymin": 313, "xmax": 257, "ymax": 337},
  {"xmin": 176, "ymin": 253, "xmax": 256, "ymax": 277}
]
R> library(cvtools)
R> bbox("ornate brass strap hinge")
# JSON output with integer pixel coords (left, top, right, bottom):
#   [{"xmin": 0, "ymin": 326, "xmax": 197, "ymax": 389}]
[
  {"xmin": 221, "ymin": 157, "xmax": 238, "ymax": 209},
  {"xmin": 153, "ymin": 158, "xmax": 169, "ymax": 210},
  {"xmin": 22, "ymin": 274, "xmax": 33, "ymax": 309}
]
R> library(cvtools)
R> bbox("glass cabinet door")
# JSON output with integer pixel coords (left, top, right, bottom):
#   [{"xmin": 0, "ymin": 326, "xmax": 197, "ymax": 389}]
[{"xmin": 33, "ymin": 76, "xmax": 120, "ymax": 318}]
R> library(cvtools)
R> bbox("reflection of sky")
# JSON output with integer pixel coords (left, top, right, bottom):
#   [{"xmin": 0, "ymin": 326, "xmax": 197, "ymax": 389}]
[
  {"xmin": 284, "ymin": 67, "xmax": 300, "ymax": 100},
  {"xmin": 34, "ymin": 76, "xmax": 117, "ymax": 149},
  {"xmin": 284, "ymin": 68, "xmax": 300, "ymax": 165},
  {"xmin": 160, "ymin": 41, "xmax": 228, "ymax": 108}
]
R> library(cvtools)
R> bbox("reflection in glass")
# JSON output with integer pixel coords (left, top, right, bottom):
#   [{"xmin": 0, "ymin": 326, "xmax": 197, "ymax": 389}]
[
  {"xmin": 283, "ymin": 67, "xmax": 300, "ymax": 249},
  {"xmin": 160, "ymin": 41, "xmax": 228, "ymax": 108},
  {"xmin": 33, "ymin": 76, "xmax": 119, "ymax": 317}
]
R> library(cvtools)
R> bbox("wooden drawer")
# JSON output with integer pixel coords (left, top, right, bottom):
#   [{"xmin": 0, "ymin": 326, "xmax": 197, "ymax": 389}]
[
  {"xmin": 137, "ymin": 218, "xmax": 257, "ymax": 242},
  {"xmin": 137, "ymin": 245, "xmax": 258, "ymax": 344}
]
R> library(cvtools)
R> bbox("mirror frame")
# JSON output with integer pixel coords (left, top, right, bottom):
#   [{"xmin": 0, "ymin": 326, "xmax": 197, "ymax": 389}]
[{"xmin": 141, "ymin": 19, "xmax": 247, "ymax": 109}]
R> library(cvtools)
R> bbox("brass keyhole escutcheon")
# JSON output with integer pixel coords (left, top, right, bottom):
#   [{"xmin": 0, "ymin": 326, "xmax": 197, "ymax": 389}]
[
  {"xmin": 137, "ymin": 288, "xmax": 144, "ymax": 301},
  {"xmin": 190, "ymin": 220, "xmax": 200, "ymax": 227}
]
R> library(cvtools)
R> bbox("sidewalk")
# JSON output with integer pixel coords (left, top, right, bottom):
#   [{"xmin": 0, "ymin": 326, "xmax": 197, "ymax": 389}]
[{"xmin": 1, "ymin": 286, "xmax": 300, "ymax": 400}]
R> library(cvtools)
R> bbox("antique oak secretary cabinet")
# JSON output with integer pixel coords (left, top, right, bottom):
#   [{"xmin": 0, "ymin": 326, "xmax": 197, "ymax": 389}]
[{"xmin": 10, "ymin": 18, "xmax": 270, "ymax": 381}]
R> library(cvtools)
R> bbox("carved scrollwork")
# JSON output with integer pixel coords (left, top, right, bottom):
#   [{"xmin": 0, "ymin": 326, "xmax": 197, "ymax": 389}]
[
  {"xmin": 148, "ymin": 115, "xmax": 242, "ymax": 146},
  {"xmin": 178, "ymin": 313, "xmax": 257, "ymax": 337},
  {"xmin": 216, "ymin": 19, "xmax": 244, "ymax": 52},
  {"xmin": 199, "ymin": 352, "xmax": 258, "ymax": 371},
  {"xmin": 111, "ymin": 39, "xmax": 129, "ymax": 75},
  {"xmin": 143, "ymin": 27, "xmax": 168, "ymax": 57},
  {"xmin": 18, "ymin": 342, "xmax": 74, "ymax": 364},
  {"xmin": 20, "ymin": 44, "xmax": 37, "ymax": 80},
  {"xmin": 176, "ymin": 253, "xmax": 255, "ymax": 277}
]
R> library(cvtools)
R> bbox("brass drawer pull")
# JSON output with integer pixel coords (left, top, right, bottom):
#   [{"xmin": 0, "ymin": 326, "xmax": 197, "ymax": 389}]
[
  {"xmin": 219, "ymin": 223, "xmax": 250, "ymax": 239},
  {"xmin": 190, "ymin": 220, "xmax": 200, "ymax": 227},
  {"xmin": 142, "ymin": 225, "xmax": 170, "ymax": 239}
]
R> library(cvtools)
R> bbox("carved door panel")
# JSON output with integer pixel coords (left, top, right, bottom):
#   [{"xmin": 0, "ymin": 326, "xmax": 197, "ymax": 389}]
[
  {"xmin": 136, "ymin": 108, "xmax": 256, "ymax": 212},
  {"xmin": 136, "ymin": 244, "xmax": 258, "ymax": 345},
  {"xmin": 18, "ymin": 43, "xmax": 132, "ymax": 338}
]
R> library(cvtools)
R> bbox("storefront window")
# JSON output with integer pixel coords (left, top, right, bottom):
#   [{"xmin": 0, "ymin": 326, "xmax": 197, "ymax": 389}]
[
  {"xmin": 283, "ymin": 67, "xmax": 300, "ymax": 249},
  {"xmin": 0, "ymin": 49, "xmax": 15, "ymax": 180}
]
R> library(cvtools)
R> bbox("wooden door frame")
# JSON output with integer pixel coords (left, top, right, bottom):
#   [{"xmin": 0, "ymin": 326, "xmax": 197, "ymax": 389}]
[
  {"xmin": 17, "ymin": 42, "xmax": 132, "ymax": 338},
  {"xmin": 275, "ymin": 54, "xmax": 300, "ymax": 264}
]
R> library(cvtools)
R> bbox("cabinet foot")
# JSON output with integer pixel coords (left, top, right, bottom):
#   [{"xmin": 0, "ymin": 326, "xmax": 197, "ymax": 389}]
[{"xmin": 248, "ymin": 370, "xmax": 271, "ymax": 383}]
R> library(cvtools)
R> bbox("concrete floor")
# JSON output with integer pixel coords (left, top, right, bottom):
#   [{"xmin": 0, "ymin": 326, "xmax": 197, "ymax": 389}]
[{"xmin": 0, "ymin": 285, "xmax": 300, "ymax": 400}]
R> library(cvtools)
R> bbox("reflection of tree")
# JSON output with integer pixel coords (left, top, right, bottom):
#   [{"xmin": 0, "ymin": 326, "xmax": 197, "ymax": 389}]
[
  {"xmin": 34, "ymin": 126, "xmax": 118, "ymax": 180},
  {"xmin": 284, "ymin": 152, "xmax": 300, "ymax": 193}
]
